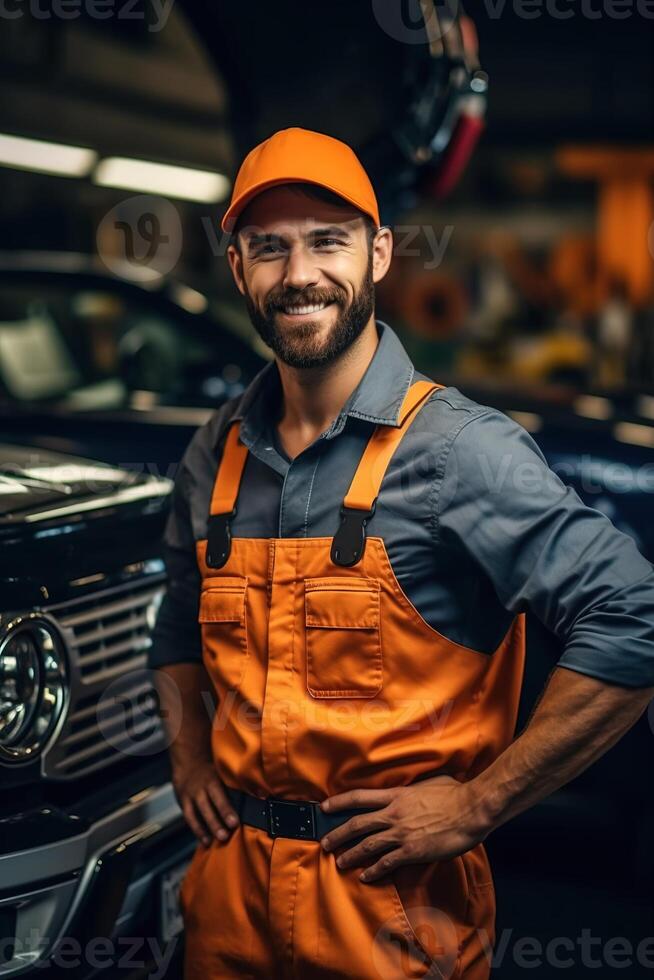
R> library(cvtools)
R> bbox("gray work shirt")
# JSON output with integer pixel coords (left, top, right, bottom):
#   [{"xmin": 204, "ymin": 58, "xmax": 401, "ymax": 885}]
[{"xmin": 149, "ymin": 319, "xmax": 654, "ymax": 688}]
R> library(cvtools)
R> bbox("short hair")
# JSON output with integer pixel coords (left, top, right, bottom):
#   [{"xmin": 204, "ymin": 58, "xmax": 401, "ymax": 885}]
[{"xmin": 229, "ymin": 181, "xmax": 379, "ymax": 252}]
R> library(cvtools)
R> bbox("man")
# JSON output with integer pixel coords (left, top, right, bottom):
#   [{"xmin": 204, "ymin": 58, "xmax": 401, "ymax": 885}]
[{"xmin": 150, "ymin": 127, "xmax": 654, "ymax": 979}]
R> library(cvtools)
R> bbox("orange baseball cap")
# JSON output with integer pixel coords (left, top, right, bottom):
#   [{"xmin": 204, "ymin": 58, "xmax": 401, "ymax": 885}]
[{"xmin": 221, "ymin": 127, "xmax": 380, "ymax": 234}]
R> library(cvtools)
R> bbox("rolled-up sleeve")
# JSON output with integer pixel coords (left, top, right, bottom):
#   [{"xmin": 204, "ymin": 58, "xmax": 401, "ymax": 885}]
[{"xmin": 436, "ymin": 408, "xmax": 654, "ymax": 688}]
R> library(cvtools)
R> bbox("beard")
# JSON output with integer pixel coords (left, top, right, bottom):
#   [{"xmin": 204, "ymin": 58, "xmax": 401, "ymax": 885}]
[{"xmin": 243, "ymin": 253, "xmax": 375, "ymax": 369}]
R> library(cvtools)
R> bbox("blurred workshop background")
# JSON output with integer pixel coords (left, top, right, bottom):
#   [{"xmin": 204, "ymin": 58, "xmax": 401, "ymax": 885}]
[
  {"xmin": 3, "ymin": 1, "xmax": 654, "ymax": 394},
  {"xmin": 1, "ymin": 2, "xmax": 654, "ymax": 977}
]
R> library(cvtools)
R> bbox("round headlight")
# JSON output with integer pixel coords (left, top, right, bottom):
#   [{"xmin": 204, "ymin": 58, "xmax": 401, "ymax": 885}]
[{"xmin": 0, "ymin": 615, "xmax": 68, "ymax": 762}]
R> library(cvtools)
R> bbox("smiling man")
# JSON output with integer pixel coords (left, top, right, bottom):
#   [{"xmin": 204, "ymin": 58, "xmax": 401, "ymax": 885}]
[
  {"xmin": 150, "ymin": 127, "xmax": 654, "ymax": 979},
  {"xmin": 235, "ymin": 188, "xmax": 378, "ymax": 370}
]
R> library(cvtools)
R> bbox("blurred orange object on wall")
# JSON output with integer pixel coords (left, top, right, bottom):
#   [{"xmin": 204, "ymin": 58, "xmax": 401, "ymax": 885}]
[{"xmin": 557, "ymin": 146, "xmax": 654, "ymax": 309}]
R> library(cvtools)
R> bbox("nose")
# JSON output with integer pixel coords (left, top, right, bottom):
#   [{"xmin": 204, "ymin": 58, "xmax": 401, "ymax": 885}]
[{"xmin": 282, "ymin": 245, "xmax": 320, "ymax": 292}]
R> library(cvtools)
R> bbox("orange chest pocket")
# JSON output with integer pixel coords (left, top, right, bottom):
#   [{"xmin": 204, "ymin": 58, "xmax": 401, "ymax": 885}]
[
  {"xmin": 304, "ymin": 577, "xmax": 382, "ymax": 698},
  {"xmin": 199, "ymin": 576, "xmax": 249, "ymax": 689}
]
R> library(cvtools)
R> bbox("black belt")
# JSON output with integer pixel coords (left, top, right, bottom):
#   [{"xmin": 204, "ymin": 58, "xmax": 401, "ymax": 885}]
[{"xmin": 224, "ymin": 786, "xmax": 371, "ymax": 842}]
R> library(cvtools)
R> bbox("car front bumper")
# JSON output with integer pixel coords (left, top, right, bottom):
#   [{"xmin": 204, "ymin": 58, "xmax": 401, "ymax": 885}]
[{"xmin": 0, "ymin": 767, "xmax": 194, "ymax": 978}]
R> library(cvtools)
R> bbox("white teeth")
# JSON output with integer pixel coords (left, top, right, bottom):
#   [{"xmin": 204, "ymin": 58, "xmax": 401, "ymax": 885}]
[{"xmin": 281, "ymin": 302, "xmax": 329, "ymax": 315}]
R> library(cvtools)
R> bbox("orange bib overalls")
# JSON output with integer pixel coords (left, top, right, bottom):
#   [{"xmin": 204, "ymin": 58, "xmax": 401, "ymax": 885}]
[{"xmin": 179, "ymin": 380, "xmax": 526, "ymax": 979}]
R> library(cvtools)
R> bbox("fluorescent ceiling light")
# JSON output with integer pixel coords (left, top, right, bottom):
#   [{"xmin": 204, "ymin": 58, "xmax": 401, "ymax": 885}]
[
  {"xmin": 94, "ymin": 157, "xmax": 230, "ymax": 203},
  {"xmin": 574, "ymin": 394, "xmax": 613, "ymax": 420},
  {"xmin": 0, "ymin": 133, "xmax": 97, "ymax": 177},
  {"xmin": 613, "ymin": 421, "xmax": 654, "ymax": 448}
]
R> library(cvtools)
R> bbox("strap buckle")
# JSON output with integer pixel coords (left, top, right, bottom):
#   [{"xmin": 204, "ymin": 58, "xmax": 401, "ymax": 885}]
[
  {"xmin": 206, "ymin": 508, "xmax": 237, "ymax": 568},
  {"xmin": 330, "ymin": 499, "xmax": 377, "ymax": 567},
  {"xmin": 266, "ymin": 798, "xmax": 317, "ymax": 840}
]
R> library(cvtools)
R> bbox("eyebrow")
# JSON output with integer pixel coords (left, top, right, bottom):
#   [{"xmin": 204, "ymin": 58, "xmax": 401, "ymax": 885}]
[
  {"xmin": 244, "ymin": 225, "xmax": 353, "ymax": 249},
  {"xmin": 308, "ymin": 226, "xmax": 353, "ymax": 239}
]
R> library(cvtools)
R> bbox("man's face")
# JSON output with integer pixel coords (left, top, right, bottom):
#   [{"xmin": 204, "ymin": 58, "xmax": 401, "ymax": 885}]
[{"xmin": 227, "ymin": 186, "xmax": 376, "ymax": 369}]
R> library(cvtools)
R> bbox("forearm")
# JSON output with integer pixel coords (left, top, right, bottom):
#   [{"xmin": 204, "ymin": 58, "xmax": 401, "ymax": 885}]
[
  {"xmin": 153, "ymin": 662, "xmax": 217, "ymax": 781},
  {"xmin": 471, "ymin": 664, "xmax": 654, "ymax": 836}
]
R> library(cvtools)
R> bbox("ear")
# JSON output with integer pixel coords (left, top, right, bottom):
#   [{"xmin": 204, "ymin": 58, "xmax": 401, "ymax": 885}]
[
  {"xmin": 227, "ymin": 242, "xmax": 246, "ymax": 297},
  {"xmin": 371, "ymin": 226, "xmax": 394, "ymax": 285}
]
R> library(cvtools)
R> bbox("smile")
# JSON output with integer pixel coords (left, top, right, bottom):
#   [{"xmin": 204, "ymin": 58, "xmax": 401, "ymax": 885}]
[{"xmin": 277, "ymin": 301, "xmax": 335, "ymax": 317}]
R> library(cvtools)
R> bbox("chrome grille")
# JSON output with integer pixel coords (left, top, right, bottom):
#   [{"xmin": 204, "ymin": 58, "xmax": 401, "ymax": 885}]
[
  {"xmin": 42, "ymin": 573, "xmax": 168, "ymax": 780},
  {"xmin": 59, "ymin": 582, "xmax": 163, "ymax": 683}
]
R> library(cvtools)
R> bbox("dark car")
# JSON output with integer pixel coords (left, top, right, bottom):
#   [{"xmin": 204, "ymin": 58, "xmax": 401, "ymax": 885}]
[
  {"xmin": 0, "ymin": 252, "xmax": 266, "ymax": 477},
  {"xmin": 0, "ymin": 442, "xmax": 193, "ymax": 978}
]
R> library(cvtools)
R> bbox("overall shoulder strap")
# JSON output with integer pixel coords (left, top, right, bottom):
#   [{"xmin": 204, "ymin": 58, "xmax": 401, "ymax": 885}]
[
  {"xmin": 206, "ymin": 420, "xmax": 248, "ymax": 568},
  {"xmin": 344, "ymin": 380, "xmax": 443, "ymax": 511},
  {"xmin": 331, "ymin": 379, "xmax": 444, "ymax": 566},
  {"xmin": 207, "ymin": 380, "xmax": 444, "ymax": 568},
  {"xmin": 210, "ymin": 421, "xmax": 248, "ymax": 515}
]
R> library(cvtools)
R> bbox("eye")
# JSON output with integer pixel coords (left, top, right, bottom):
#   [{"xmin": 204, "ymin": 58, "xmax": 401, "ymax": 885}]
[
  {"xmin": 314, "ymin": 238, "xmax": 342, "ymax": 248},
  {"xmin": 259, "ymin": 243, "xmax": 284, "ymax": 255}
]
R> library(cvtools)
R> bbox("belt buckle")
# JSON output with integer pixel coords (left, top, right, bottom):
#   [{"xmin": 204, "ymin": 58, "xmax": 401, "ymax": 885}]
[{"xmin": 266, "ymin": 798, "xmax": 316, "ymax": 840}]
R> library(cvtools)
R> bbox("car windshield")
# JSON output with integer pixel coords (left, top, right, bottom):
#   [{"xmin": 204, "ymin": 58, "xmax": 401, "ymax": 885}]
[{"xmin": 0, "ymin": 280, "xmax": 246, "ymax": 409}]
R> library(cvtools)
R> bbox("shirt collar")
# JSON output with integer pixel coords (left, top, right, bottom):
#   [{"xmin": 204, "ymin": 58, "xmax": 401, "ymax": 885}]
[{"xmin": 226, "ymin": 319, "xmax": 415, "ymax": 448}]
